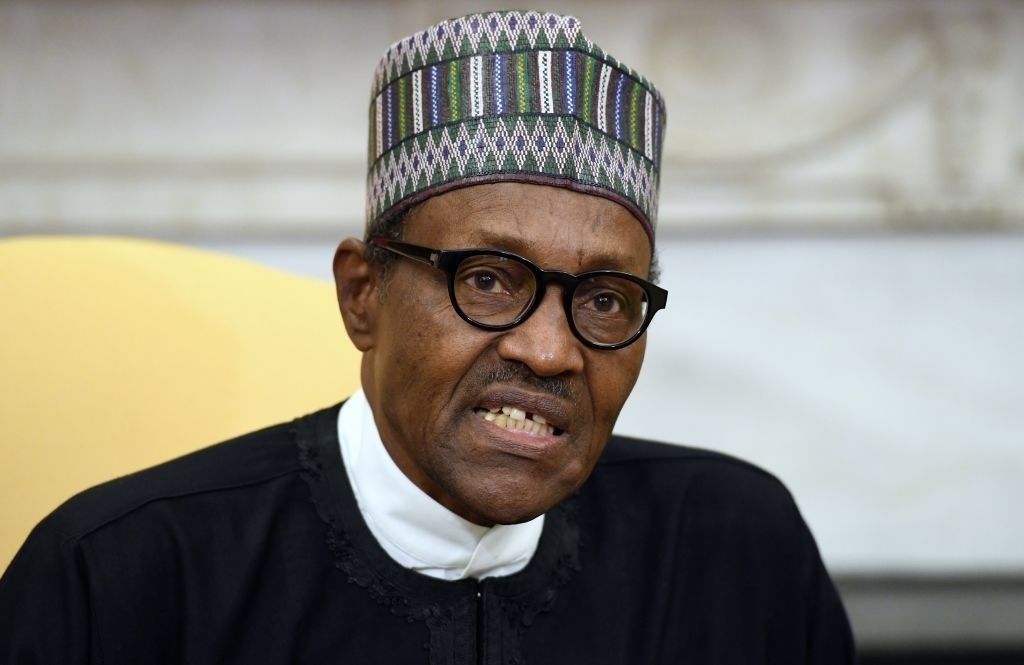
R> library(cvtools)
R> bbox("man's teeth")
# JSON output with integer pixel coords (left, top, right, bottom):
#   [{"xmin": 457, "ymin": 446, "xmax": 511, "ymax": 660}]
[{"xmin": 476, "ymin": 407, "xmax": 557, "ymax": 435}]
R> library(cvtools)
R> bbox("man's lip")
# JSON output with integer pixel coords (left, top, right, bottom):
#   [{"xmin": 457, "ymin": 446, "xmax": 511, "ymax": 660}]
[
  {"xmin": 471, "ymin": 415, "xmax": 567, "ymax": 460},
  {"xmin": 475, "ymin": 387, "xmax": 573, "ymax": 434}
]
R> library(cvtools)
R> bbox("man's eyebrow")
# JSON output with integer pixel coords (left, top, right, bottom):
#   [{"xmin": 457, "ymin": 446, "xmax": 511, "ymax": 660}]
[{"xmin": 471, "ymin": 229, "xmax": 636, "ymax": 273}]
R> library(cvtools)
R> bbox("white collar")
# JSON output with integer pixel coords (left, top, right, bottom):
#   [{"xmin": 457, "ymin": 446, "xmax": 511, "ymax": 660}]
[{"xmin": 337, "ymin": 389, "xmax": 544, "ymax": 581}]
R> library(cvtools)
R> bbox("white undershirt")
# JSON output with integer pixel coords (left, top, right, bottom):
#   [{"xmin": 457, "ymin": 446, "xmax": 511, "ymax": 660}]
[{"xmin": 337, "ymin": 389, "xmax": 544, "ymax": 580}]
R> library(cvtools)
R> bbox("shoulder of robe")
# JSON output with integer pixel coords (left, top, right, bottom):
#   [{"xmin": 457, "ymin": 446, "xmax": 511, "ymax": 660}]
[
  {"xmin": 36, "ymin": 408, "xmax": 332, "ymax": 545},
  {"xmin": 595, "ymin": 434, "xmax": 801, "ymax": 523}
]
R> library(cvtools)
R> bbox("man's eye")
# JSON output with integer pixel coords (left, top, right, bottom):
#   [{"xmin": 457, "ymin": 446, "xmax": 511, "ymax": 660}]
[
  {"xmin": 468, "ymin": 270, "xmax": 502, "ymax": 292},
  {"xmin": 589, "ymin": 292, "xmax": 623, "ymax": 314}
]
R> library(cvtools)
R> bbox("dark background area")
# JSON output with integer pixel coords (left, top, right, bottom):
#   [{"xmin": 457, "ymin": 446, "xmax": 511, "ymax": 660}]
[{"xmin": 862, "ymin": 653, "xmax": 1024, "ymax": 665}]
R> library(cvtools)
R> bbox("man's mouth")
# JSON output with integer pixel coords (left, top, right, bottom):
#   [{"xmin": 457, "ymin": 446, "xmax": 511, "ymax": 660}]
[{"xmin": 473, "ymin": 406, "xmax": 564, "ymax": 436}]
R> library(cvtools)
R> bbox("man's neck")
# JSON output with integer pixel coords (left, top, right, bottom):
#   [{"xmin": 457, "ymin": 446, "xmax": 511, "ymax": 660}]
[{"xmin": 336, "ymin": 389, "xmax": 544, "ymax": 581}]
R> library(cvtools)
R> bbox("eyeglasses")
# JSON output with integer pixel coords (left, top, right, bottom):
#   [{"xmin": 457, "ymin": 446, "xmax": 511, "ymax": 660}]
[{"xmin": 368, "ymin": 236, "xmax": 668, "ymax": 350}]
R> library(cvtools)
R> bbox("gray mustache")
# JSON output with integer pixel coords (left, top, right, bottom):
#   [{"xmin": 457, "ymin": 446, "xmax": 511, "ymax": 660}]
[{"xmin": 482, "ymin": 362, "xmax": 578, "ymax": 403}]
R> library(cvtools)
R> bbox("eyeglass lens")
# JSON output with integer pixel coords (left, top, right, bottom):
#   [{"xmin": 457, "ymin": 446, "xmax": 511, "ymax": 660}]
[{"xmin": 452, "ymin": 254, "xmax": 650, "ymax": 346}]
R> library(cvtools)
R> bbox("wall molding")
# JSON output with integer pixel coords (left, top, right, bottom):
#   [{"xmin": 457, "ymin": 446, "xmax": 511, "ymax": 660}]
[{"xmin": 1, "ymin": 0, "xmax": 1021, "ymax": 236}]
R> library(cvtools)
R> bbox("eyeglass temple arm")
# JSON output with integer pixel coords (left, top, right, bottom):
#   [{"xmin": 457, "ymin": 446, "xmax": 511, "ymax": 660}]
[
  {"xmin": 368, "ymin": 237, "xmax": 440, "ymax": 267},
  {"xmin": 650, "ymin": 287, "xmax": 668, "ymax": 311}
]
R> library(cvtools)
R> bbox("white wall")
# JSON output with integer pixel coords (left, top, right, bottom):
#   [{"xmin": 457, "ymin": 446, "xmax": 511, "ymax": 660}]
[{"xmin": 621, "ymin": 233, "xmax": 1024, "ymax": 575}]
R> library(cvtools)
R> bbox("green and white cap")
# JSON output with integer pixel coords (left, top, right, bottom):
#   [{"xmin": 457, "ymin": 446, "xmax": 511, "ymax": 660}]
[{"xmin": 366, "ymin": 10, "xmax": 667, "ymax": 246}]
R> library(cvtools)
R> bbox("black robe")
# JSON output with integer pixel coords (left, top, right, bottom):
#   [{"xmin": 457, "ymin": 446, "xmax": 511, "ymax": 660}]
[{"xmin": 0, "ymin": 404, "xmax": 855, "ymax": 664}]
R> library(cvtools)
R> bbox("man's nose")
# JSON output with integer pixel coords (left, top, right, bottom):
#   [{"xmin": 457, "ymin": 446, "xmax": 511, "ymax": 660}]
[{"xmin": 494, "ymin": 286, "xmax": 584, "ymax": 377}]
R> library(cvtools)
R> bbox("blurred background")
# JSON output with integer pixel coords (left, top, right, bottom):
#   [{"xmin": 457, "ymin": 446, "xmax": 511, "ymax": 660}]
[{"xmin": 2, "ymin": 0, "xmax": 1022, "ymax": 661}]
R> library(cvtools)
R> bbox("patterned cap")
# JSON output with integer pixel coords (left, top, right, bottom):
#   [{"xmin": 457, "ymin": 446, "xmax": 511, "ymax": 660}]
[{"xmin": 366, "ymin": 11, "xmax": 667, "ymax": 245}]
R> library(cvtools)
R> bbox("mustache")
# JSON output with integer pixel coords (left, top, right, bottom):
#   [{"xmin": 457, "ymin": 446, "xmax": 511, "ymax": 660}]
[{"xmin": 479, "ymin": 362, "xmax": 578, "ymax": 403}]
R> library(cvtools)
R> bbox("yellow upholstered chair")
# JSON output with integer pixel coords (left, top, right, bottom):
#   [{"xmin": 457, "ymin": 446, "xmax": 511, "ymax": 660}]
[{"xmin": 0, "ymin": 236, "xmax": 361, "ymax": 572}]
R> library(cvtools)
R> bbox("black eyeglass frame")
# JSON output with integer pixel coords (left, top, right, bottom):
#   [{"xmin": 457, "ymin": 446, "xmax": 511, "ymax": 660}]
[{"xmin": 368, "ymin": 236, "xmax": 668, "ymax": 350}]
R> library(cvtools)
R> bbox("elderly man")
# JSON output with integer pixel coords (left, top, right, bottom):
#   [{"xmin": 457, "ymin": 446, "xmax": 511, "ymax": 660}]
[{"xmin": 0, "ymin": 11, "xmax": 854, "ymax": 664}]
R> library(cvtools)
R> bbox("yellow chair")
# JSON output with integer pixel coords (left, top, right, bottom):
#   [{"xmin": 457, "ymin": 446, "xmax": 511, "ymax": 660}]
[{"xmin": 0, "ymin": 236, "xmax": 361, "ymax": 572}]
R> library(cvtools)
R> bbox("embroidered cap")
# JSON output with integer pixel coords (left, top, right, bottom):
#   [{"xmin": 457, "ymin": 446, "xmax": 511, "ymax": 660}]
[{"xmin": 366, "ymin": 11, "xmax": 667, "ymax": 246}]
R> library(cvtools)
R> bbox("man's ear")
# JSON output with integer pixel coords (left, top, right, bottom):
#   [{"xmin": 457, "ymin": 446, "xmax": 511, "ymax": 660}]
[{"xmin": 333, "ymin": 238, "xmax": 378, "ymax": 352}]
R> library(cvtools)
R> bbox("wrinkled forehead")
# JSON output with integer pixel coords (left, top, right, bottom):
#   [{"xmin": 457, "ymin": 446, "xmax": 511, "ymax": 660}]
[{"xmin": 405, "ymin": 183, "xmax": 652, "ymax": 275}]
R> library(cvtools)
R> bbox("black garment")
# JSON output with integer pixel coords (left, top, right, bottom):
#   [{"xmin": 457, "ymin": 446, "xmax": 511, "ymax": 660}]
[{"xmin": 1, "ymin": 405, "xmax": 854, "ymax": 664}]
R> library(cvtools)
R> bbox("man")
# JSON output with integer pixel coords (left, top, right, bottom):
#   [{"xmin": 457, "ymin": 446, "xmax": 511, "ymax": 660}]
[{"xmin": 0, "ymin": 11, "xmax": 854, "ymax": 663}]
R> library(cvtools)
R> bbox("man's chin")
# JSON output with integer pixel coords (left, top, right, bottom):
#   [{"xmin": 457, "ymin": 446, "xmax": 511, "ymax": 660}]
[
  {"xmin": 462, "ymin": 502, "xmax": 547, "ymax": 528},
  {"xmin": 444, "ymin": 471, "xmax": 579, "ymax": 527}
]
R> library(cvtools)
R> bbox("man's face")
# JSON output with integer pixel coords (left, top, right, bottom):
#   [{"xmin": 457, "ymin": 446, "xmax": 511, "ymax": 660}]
[{"xmin": 354, "ymin": 182, "xmax": 651, "ymax": 526}]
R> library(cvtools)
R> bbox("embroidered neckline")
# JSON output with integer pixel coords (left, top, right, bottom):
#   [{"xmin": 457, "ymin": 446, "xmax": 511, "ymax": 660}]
[{"xmin": 295, "ymin": 404, "xmax": 581, "ymax": 665}]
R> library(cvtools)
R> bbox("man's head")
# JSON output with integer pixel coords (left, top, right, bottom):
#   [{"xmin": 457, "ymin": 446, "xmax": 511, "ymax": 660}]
[{"xmin": 334, "ymin": 11, "xmax": 667, "ymax": 526}]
